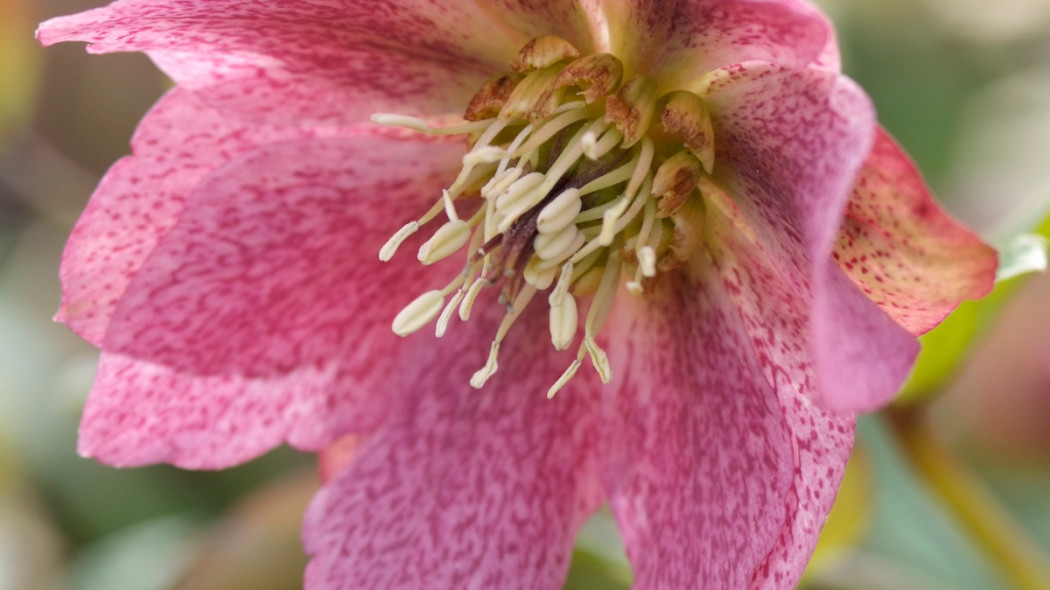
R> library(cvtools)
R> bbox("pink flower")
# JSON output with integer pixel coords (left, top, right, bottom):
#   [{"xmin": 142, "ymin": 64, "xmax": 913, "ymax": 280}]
[{"xmin": 39, "ymin": 1, "xmax": 996, "ymax": 588}]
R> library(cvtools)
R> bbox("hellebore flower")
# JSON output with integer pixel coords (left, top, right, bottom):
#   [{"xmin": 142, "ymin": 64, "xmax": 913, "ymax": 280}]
[{"xmin": 39, "ymin": 1, "xmax": 996, "ymax": 588}]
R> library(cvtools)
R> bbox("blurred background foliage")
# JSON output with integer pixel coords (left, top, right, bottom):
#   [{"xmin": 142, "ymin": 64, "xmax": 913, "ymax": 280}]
[{"xmin": 1, "ymin": 0, "xmax": 1049, "ymax": 588}]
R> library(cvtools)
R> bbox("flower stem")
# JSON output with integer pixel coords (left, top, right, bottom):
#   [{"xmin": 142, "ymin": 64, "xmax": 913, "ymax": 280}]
[{"xmin": 887, "ymin": 407, "xmax": 1050, "ymax": 590}]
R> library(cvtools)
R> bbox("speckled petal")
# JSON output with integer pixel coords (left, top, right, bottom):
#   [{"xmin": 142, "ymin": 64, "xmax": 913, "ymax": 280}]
[
  {"xmin": 704, "ymin": 63, "xmax": 918, "ymax": 412},
  {"xmin": 303, "ymin": 304, "xmax": 603, "ymax": 590},
  {"xmin": 600, "ymin": 0, "xmax": 838, "ymax": 91},
  {"xmin": 37, "ymin": 0, "xmax": 521, "ymax": 124},
  {"xmin": 601, "ymin": 254, "xmax": 791, "ymax": 589},
  {"xmin": 703, "ymin": 207, "xmax": 855, "ymax": 590},
  {"xmin": 80, "ymin": 353, "xmax": 383, "ymax": 469},
  {"xmin": 100, "ymin": 134, "xmax": 463, "ymax": 378},
  {"xmin": 55, "ymin": 89, "xmax": 350, "ymax": 346},
  {"xmin": 834, "ymin": 128, "xmax": 997, "ymax": 335}
]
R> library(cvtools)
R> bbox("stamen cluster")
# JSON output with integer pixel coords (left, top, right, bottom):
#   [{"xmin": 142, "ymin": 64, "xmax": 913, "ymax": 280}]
[{"xmin": 377, "ymin": 36, "xmax": 717, "ymax": 397}]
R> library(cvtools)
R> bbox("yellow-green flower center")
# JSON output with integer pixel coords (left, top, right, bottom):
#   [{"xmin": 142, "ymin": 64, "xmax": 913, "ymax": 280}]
[{"xmin": 376, "ymin": 36, "xmax": 717, "ymax": 397}]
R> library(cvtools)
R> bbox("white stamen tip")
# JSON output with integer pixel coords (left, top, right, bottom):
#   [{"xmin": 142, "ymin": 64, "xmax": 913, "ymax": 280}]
[
  {"xmin": 536, "ymin": 188, "xmax": 582, "ymax": 234},
  {"xmin": 547, "ymin": 359, "xmax": 582, "ymax": 399},
  {"xmin": 534, "ymin": 223, "xmax": 580, "ymax": 262},
  {"xmin": 392, "ymin": 290, "xmax": 445, "ymax": 336},
  {"xmin": 459, "ymin": 278, "xmax": 487, "ymax": 321},
  {"xmin": 463, "ymin": 146, "xmax": 507, "ymax": 166},
  {"xmin": 470, "ymin": 341, "xmax": 500, "ymax": 388},
  {"xmin": 549, "ymin": 294, "xmax": 578, "ymax": 351},
  {"xmin": 548, "ymin": 261, "xmax": 575, "ymax": 308},
  {"xmin": 435, "ymin": 289, "xmax": 465, "ymax": 337},
  {"xmin": 379, "ymin": 221, "xmax": 420, "ymax": 261},
  {"xmin": 639, "ymin": 245, "xmax": 657, "ymax": 277},
  {"xmin": 418, "ymin": 219, "xmax": 471, "ymax": 265},
  {"xmin": 626, "ymin": 281, "xmax": 644, "ymax": 296},
  {"xmin": 523, "ymin": 258, "xmax": 558, "ymax": 290},
  {"xmin": 371, "ymin": 113, "xmax": 427, "ymax": 129},
  {"xmin": 584, "ymin": 337, "xmax": 612, "ymax": 383},
  {"xmin": 581, "ymin": 131, "xmax": 600, "ymax": 160}
]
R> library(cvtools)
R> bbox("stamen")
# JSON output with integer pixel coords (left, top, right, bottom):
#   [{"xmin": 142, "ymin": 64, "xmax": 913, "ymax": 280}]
[
  {"xmin": 459, "ymin": 277, "xmax": 488, "ymax": 321},
  {"xmin": 392, "ymin": 290, "xmax": 445, "ymax": 336},
  {"xmin": 371, "ymin": 113, "xmax": 494, "ymax": 136},
  {"xmin": 536, "ymin": 188, "xmax": 582, "ymax": 234},
  {"xmin": 547, "ymin": 359, "xmax": 582, "ymax": 398},
  {"xmin": 549, "ymin": 293, "xmax": 578, "ymax": 350},
  {"xmin": 496, "ymin": 124, "xmax": 535, "ymax": 176},
  {"xmin": 470, "ymin": 285, "xmax": 537, "ymax": 388},
  {"xmin": 417, "ymin": 219, "xmax": 471, "ymax": 265},
  {"xmin": 534, "ymin": 223, "xmax": 580, "ymax": 261},
  {"xmin": 523, "ymin": 257, "xmax": 559, "ymax": 289},
  {"xmin": 471, "ymin": 342, "xmax": 501, "ymax": 388},
  {"xmin": 549, "ymin": 261, "xmax": 575, "ymax": 307},
  {"xmin": 639, "ymin": 245, "xmax": 657, "ymax": 277},
  {"xmin": 512, "ymin": 107, "xmax": 590, "ymax": 159},
  {"xmin": 379, "ymin": 221, "xmax": 419, "ymax": 261},
  {"xmin": 435, "ymin": 288, "xmax": 465, "ymax": 337}
]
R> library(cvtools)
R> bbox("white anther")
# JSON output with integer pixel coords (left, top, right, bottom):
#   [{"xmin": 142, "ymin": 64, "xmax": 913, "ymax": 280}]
[
  {"xmin": 536, "ymin": 188, "xmax": 582, "ymax": 234},
  {"xmin": 379, "ymin": 221, "xmax": 419, "ymax": 261},
  {"xmin": 549, "ymin": 294, "xmax": 578, "ymax": 351},
  {"xmin": 584, "ymin": 337, "xmax": 612, "ymax": 383},
  {"xmin": 534, "ymin": 223, "xmax": 580, "ymax": 261},
  {"xmin": 598, "ymin": 197, "xmax": 631, "ymax": 245},
  {"xmin": 417, "ymin": 219, "xmax": 471, "ymax": 265},
  {"xmin": 523, "ymin": 258, "xmax": 558, "ymax": 290},
  {"xmin": 435, "ymin": 289, "xmax": 465, "ymax": 337},
  {"xmin": 626, "ymin": 281, "xmax": 644, "ymax": 295},
  {"xmin": 482, "ymin": 168, "xmax": 523, "ymax": 199},
  {"xmin": 547, "ymin": 359, "xmax": 582, "ymax": 399},
  {"xmin": 470, "ymin": 341, "xmax": 500, "ymax": 388},
  {"xmin": 392, "ymin": 290, "xmax": 445, "ymax": 336},
  {"xmin": 441, "ymin": 189, "xmax": 460, "ymax": 221},
  {"xmin": 548, "ymin": 261, "xmax": 575, "ymax": 308},
  {"xmin": 463, "ymin": 145, "xmax": 507, "ymax": 166},
  {"xmin": 459, "ymin": 277, "xmax": 487, "ymax": 321},
  {"xmin": 581, "ymin": 130, "xmax": 600, "ymax": 160},
  {"xmin": 639, "ymin": 245, "xmax": 657, "ymax": 277},
  {"xmin": 370, "ymin": 113, "xmax": 492, "ymax": 135},
  {"xmin": 495, "ymin": 172, "xmax": 545, "ymax": 212}
]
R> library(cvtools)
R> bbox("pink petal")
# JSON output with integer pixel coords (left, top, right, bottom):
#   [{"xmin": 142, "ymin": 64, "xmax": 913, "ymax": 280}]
[
  {"xmin": 81, "ymin": 353, "xmax": 346, "ymax": 469},
  {"xmin": 704, "ymin": 63, "xmax": 918, "ymax": 412},
  {"xmin": 101, "ymin": 135, "xmax": 463, "ymax": 379},
  {"xmin": 37, "ymin": 1, "xmax": 518, "ymax": 125},
  {"xmin": 601, "ymin": 223, "xmax": 851, "ymax": 588},
  {"xmin": 56, "ymin": 89, "xmax": 349, "ymax": 346},
  {"xmin": 703, "ymin": 208, "xmax": 855, "ymax": 589},
  {"xmin": 601, "ymin": 0, "xmax": 838, "ymax": 91},
  {"xmin": 303, "ymin": 304, "xmax": 603, "ymax": 590},
  {"xmin": 835, "ymin": 129, "xmax": 997, "ymax": 335}
]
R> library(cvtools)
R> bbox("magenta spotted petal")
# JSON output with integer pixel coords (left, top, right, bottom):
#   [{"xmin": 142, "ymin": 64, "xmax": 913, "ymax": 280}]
[{"xmin": 39, "ymin": 1, "xmax": 996, "ymax": 589}]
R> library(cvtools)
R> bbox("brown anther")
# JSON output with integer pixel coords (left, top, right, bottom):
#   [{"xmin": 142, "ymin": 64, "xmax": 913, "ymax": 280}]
[
  {"xmin": 660, "ymin": 91, "xmax": 716, "ymax": 174},
  {"xmin": 553, "ymin": 54, "xmax": 624, "ymax": 104},
  {"xmin": 651, "ymin": 151, "xmax": 704, "ymax": 218},
  {"xmin": 499, "ymin": 66, "xmax": 566, "ymax": 122},
  {"xmin": 604, "ymin": 75, "xmax": 659, "ymax": 148},
  {"xmin": 465, "ymin": 72, "xmax": 523, "ymax": 121},
  {"xmin": 510, "ymin": 35, "xmax": 581, "ymax": 73},
  {"xmin": 658, "ymin": 193, "xmax": 706, "ymax": 272}
]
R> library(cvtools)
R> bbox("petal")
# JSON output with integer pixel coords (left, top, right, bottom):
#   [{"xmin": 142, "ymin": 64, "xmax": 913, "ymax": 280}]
[
  {"xmin": 703, "ymin": 63, "xmax": 918, "ymax": 411},
  {"xmin": 80, "ymin": 353, "xmax": 341, "ymax": 468},
  {"xmin": 55, "ymin": 89, "xmax": 348, "ymax": 346},
  {"xmin": 602, "ymin": 226, "xmax": 852, "ymax": 589},
  {"xmin": 600, "ymin": 0, "xmax": 838, "ymax": 91},
  {"xmin": 38, "ymin": 0, "xmax": 518, "ymax": 125},
  {"xmin": 303, "ymin": 304, "xmax": 603, "ymax": 590},
  {"xmin": 834, "ymin": 128, "xmax": 997, "ymax": 335},
  {"xmin": 474, "ymin": 0, "xmax": 609, "ymax": 54},
  {"xmin": 702, "ymin": 208, "xmax": 856, "ymax": 589},
  {"xmin": 101, "ymin": 134, "xmax": 464, "ymax": 378}
]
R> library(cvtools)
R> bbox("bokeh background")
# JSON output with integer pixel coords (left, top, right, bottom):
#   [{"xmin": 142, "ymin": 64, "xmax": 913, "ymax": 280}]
[{"xmin": 2, "ymin": 0, "xmax": 1049, "ymax": 588}]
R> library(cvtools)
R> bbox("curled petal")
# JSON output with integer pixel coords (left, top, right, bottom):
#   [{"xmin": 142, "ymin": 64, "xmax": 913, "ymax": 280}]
[
  {"xmin": 704, "ymin": 63, "xmax": 917, "ymax": 412},
  {"xmin": 303, "ymin": 305, "xmax": 603, "ymax": 590},
  {"xmin": 835, "ymin": 129, "xmax": 997, "ymax": 335}
]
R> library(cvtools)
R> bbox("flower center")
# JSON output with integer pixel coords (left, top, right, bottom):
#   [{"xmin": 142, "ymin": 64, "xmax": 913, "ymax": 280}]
[{"xmin": 376, "ymin": 36, "xmax": 716, "ymax": 397}]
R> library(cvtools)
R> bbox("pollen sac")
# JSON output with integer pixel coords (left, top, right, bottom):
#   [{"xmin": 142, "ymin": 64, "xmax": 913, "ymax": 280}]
[
  {"xmin": 604, "ymin": 75, "xmax": 659, "ymax": 148},
  {"xmin": 652, "ymin": 150, "xmax": 704, "ymax": 218},
  {"xmin": 553, "ymin": 54, "xmax": 624, "ymax": 104},
  {"xmin": 510, "ymin": 35, "xmax": 581, "ymax": 72},
  {"xmin": 465, "ymin": 72, "xmax": 523, "ymax": 121},
  {"xmin": 500, "ymin": 65, "xmax": 565, "ymax": 122},
  {"xmin": 660, "ymin": 90, "xmax": 716, "ymax": 174}
]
